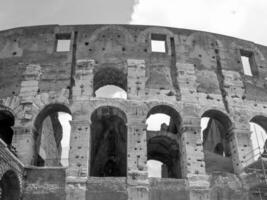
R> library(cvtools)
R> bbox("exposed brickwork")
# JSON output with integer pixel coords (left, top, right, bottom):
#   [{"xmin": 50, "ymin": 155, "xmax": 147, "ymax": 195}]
[{"xmin": 0, "ymin": 24, "xmax": 267, "ymax": 199}]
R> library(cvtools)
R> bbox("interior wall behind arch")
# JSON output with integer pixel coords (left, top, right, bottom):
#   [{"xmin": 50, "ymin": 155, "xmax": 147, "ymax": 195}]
[{"xmin": 39, "ymin": 115, "xmax": 61, "ymax": 166}]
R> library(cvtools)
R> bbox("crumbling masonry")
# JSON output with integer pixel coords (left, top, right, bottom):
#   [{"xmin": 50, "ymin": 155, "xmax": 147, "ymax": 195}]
[{"xmin": 0, "ymin": 24, "xmax": 267, "ymax": 200}]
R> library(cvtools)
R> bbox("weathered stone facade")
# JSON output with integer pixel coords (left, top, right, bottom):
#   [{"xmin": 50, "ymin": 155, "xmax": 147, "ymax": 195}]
[{"xmin": 0, "ymin": 24, "xmax": 267, "ymax": 200}]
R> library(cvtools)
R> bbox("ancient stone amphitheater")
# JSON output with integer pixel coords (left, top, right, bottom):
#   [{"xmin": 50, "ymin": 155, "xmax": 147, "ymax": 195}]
[{"xmin": 0, "ymin": 24, "xmax": 267, "ymax": 200}]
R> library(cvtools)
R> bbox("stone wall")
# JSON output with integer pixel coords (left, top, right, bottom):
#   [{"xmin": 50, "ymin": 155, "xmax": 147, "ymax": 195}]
[{"xmin": 0, "ymin": 24, "xmax": 267, "ymax": 199}]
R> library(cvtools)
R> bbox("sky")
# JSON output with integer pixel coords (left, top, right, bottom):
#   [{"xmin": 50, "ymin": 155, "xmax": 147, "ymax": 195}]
[
  {"xmin": 0, "ymin": 0, "xmax": 136, "ymax": 30},
  {"xmin": 1, "ymin": 0, "xmax": 267, "ymax": 45},
  {"xmin": 131, "ymin": 0, "xmax": 267, "ymax": 45}
]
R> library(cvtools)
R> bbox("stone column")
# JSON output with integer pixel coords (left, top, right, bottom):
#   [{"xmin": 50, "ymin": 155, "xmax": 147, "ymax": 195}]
[
  {"xmin": 66, "ymin": 119, "xmax": 90, "ymax": 200},
  {"xmin": 72, "ymin": 59, "xmax": 94, "ymax": 100},
  {"xmin": 180, "ymin": 116, "xmax": 210, "ymax": 200},
  {"xmin": 12, "ymin": 126, "xmax": 35, "ymax": 165},
  {"xmin": 230, "ymin": 127, "xmax": 253, "ymax": 173},
  {"xmin": 180, "ymin": 116, "xmax": 206, "ymax": 177},
  {"xmin": 127, "ymin": 59, "xmax": 146, "ymax": 100},
  {"xmin": 127, "ymin": 122, "xmax": 149, "ymax": 200},
  {"xmin": 67, "ymin": 119, "xmax": 90, "ymax": 178}
]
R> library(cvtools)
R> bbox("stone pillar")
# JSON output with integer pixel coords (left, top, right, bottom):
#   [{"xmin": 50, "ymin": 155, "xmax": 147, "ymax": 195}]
[
  {"xmin": 67, "ymin": 120, "xmax": 90, "ymax": 178},
  {"xmin": 180, "ymin": 117, "xmax": 206, "ymax": 177},
  {"xmin": 127, "ymin": 122, "xmax": 149, "ymax": 200},
  {"xmin": 19, "ymin": 64, "xmax": 41, "ymax": 104},
  {"xmin": 12, "ymin": 126, "xmax": 35, "ymax": 165},
  {"xmin": 230, "ymin": 127, "xmax": 253, "ymax": 173},
  {"xmin": 127, "ymin": 59, "xmax": 146, "ymax": 99},
  {"xmin": 72, "ymin": 59, "xmax": 94, "ymax": 100},
  {"xmin": 180, "ymin": 116, "xmax": 210, "ymax": 200}
]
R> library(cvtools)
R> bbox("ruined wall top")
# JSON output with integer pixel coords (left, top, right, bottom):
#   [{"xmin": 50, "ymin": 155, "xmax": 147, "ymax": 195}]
[{"xmin": 0, "ymin": 24, "xmax": 267, "ymax": 109}]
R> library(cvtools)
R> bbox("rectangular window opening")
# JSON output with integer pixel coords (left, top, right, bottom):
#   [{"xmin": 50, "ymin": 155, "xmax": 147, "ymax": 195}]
[
  {"xmin": 240, "ymin": 50, "xmax": 255, "ymax": 76},
  {"xmin": 56, "ymin": 33, "xmax": 71, "ymax": 52},
  {"xmin": 151, "ymin": 34, "xmax": 167, "ymax": 53}
]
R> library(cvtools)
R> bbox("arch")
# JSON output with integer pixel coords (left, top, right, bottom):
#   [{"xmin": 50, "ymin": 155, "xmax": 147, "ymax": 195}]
[
  {"xmin": 202, "ymin": 109, "xmax": 232, "ymax": 131},
  {"xmin": 95, "ymin": 85, "xmax": 127, "ymax": 99},
  {"xmin": 90, "ymin": 106, "xmax": 127, "ymax": 177},
  {"xmin": 201, "ymin": 109, "xmax": 234, "ymax": 173},
  {"xmin": 147, "ymin": 136, "xmax": 181, "ymax": 178},
  {"xmin": 33, "ymin": 103, "xmax": 72, "ymax": 167},
  {"xmin": 0, "ymin": 109, "xmax": 15, "ymax": 146},
  {"xmin": 137, "ymin": 27, "xmax": 175, "ymax": 43},
  {"xmin": 93, "ymin": 67, "xmax": 127, "ymax": 96},
  {"xmin": 146, "ymin": 104, "xmax": 182, "ymax": 134},
  {"xmin": 34, "ymin": 103, "xmax": 71, "ymax": 131},
  {"xmin": 88, "ymin": 25, "xmax": 135, "ymax": 43},
  {"xmin": 186, "ymin": 31, "xmax": 224, "ymax": 49},
  {"xmin": 250, "ymin": 115, "xmax": 267, "ymax": 133},
  {"xmin": 0, "ymin": 170, "xmax": 20, "ymax": 200},
  {"xmin": 91, "ymin": 106, "xmax": 127, "ymax": 124},
  {"xmin": 249, "ymin": 115, "xmax": 267, "ymax": 160}
]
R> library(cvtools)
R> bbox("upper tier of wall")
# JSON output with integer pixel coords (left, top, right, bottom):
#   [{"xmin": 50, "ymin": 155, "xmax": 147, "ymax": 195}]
[{"xmin": 0, "ymin": 24, "xmax": 267, "ymax": 103}]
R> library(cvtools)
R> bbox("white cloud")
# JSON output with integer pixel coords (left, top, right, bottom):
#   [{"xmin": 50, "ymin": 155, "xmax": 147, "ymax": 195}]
[{"xmin": 131, "ymin": 0, "xmax": 267, "ymax": 45}]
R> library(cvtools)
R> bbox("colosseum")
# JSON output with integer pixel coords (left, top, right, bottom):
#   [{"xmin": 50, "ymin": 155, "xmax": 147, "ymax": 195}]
[{"xmin": 0, "ymin": 24, "xmax": 267, "ymax": 200}]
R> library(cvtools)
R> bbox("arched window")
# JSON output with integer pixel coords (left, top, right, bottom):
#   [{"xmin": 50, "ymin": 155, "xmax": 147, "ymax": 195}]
[
  {"xmin": 34, "ymin": 104, "xmax": 72, "ymax": 167},
  {"xmin": 201, "ymin": 110, "xmax": 234, "ymax": 173},
  {"xmin": 95, "ymin": 85, "xmax": 127, "ymax": 99},
  {"xmin": 146, "ymin": 105, "xmax": 182, "ymax": 178},
  {"xmin": 93, "ymin": 67, "xmax": 127, "ymax": 99},
  {"xmin": 147, "ymin": 136, "xmax": 181, "ymax": 178},
  {"xmin": 0, "ymin": 110, "xmax": 15, "ymax": 148},
  {"xmin": 0, "ymin": 170, "xmax": 20, "ymax": 200},
  {"xmin": 90, "ymin": 106, "xmax": 127, "ymax": 177},
  {"xmin": 250, "ymin": 116, "xmax": 267, "ymax": 160},
  {"xmin": 146, "ymin": 105, "xmax": 181, "ymax": 134}
]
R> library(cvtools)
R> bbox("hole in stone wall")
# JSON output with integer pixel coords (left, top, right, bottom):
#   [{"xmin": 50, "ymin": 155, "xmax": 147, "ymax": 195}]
[
  {"xmin": 0, "ymin": 170, "xmax": 20, "ymax": 200},
  {"xmin": 90, "ymin": 106, "xmax": 127, "ymax": 177},
  {"xmin": 250, "ymin": 116, "xmax": 267, "ymax": 161},
  {"xmin": 56, "ymin": 33, "xmax": 71, "ymax": 52},
  {"xmin": 240, "ymin": 49, "xmax": 257, "ymax": 76},
  {"xmin": 146, "ymin": 105, "xmax": 180, "ymax": 134},
  {"xmin": 95, "ymin": 85, "xmax": 127, "ymax": 99},
  {"xmin": 0, "ymin": 110, "xmax": 15, "ymax": 148},
  {"xmin": 34, "ymin": 104, "xmax": 72, "ymax": 167},
  {"xmin": 93, "ymin": 67, "xmax": 127, "ymax": 98},
  {"xmin": 201, "ymin": 110, "xmax": 234, "ymax": 173},
  {"xmin": 146, "ymin": 105, "xmax": 182, "ymax": 179},
  {"xmin": 147, "ymin": 136, "xmax": 181, "ymax": 178},
  {"xmin": 241, "ymin": 56, "xmax": 252, "ymax": 76},
  {"xmin": 201, "ymin": 117, "xmax": 210, "ymax": 142},
  {"xmin": 151, "ymin": 34, "xmax": 167, "ymax": 53}
]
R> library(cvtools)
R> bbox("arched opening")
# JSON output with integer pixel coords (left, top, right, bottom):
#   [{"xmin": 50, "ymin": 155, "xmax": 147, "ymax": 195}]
[
  {"xmin": 93, "ymin": 67, "xmax": 127, "ymax": 99},
  {"xmin": 95, "ymin": 85, "xmax": 127, "ymax": 99},
  {"xmin": 146, "ymin": 105, "xmax": 181, "ymax": 134},
  {"xmin": 146, "ymin": 105, "xmax": 182, "ymax": 178},
  {"xmin": 147, "ymin": 136, "xmax": 181, "ymax": 178},
  {"xmin": 0, "ymin": 110, "xmax": 15, "ymax": 148},
  {"xmin": 201, "ymin": 110, "xmax": 234, "ymax": 173},
  {"xmin": 250, "ymin": 116, "xmax": 267, "ymax": 160},
  {"xmin": 0, "ymin": 170, "xmax": 20, "ymax": 200},
  {"xmin": 90, "ymin": 106, "xmax": 127, "ymax": 177},
  {"xmin": 34, "ymin": 104, "xmax": 72, "ymax": 167}
]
